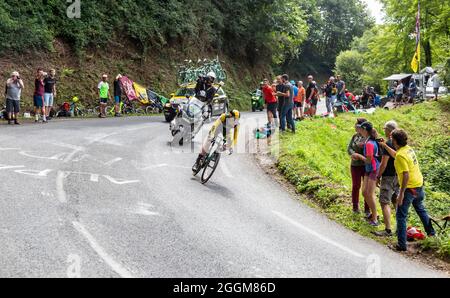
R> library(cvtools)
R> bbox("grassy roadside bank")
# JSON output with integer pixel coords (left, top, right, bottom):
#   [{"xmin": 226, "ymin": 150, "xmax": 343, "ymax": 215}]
[{"xmin": 277, "ymin": 98, "xmax": 450, "ymax": 260}]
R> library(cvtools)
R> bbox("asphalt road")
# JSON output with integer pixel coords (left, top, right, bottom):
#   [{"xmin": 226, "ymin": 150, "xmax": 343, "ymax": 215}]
[{"xmin": 0, "ymin": 112, "xmax": 445, "ymax": 278}]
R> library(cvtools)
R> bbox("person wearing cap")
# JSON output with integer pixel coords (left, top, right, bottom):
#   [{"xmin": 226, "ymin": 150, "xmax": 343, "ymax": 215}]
[
  {"xmin": 98, "ymin": 74, "xmax": 110, "ymax": 118},
  {"xmin": 373, "ymin": 121, "xmax": 400, "ymax": 237},
  {"xmin": 347, "ymin": 118, "xmax": 370, "ymax": 214},
  {"xmin": 5, "ymin": 71, "xmax": 24, "ymax": 125},
  {"xmin": 379, "ymin": 129, "xmax": 435, "ymax": 251},
  {"xmin": 351, "ymin": 121, "xmax": 380, "ymax": 226}
]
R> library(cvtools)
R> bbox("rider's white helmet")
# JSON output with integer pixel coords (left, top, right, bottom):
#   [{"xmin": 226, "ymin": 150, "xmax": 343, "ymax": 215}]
[{"xmin": 207, "ymin": 72, "xmax": 217, "ymax": 80}]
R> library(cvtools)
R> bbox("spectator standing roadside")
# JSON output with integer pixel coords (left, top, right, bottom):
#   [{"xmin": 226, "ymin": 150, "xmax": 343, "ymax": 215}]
[
  {"xmin": 347, "ymin": 118, "xmax": 370, "ymax": 214},
  {"xmin": 34, "ymin": 68, "xmax": 46, "ymax": 123},
  {"xmin": 305, "ymin": 75, "xmax": 318, "ymax": 117},
  {"xmin": 262, "ymin": 78, "xmax": 277, "ymax": 129},
  {"xmin": 279, "ymin": 75, "xmax": 295, "ymax": 133},
  {"xmin": 98, "ymin": 74, "xmax": 110, "ymax": 118},
  {"xmin": 336, "ymin": 75, "xmax": 346, "ymax": 103},
  {"xmin": 380, "ymin": 129, "xmax": 435, "ymax": 251},
  {"xmin": 395, "ymin": 81, "xmax": 404, "ymax": 107},
  {"xmin": 430, "ymin": 71, "xmax": 441, "ymax": 100},
  {"xmin": 5, "ymin": 71, "xmax": 24, "ymax": 125},
  {"xmin": 408, "ymin": 79, "xmax": 417, "ymax": 103},
  {"xmin": 352, "ymin": 122, "xmax": 380, "ymax": 226},
  {"xmin": 373, "ymin": 121, "xmax": 400, "ymax": 237},
  {"xmin": 44, "ymin": 69, "xmax": 57, "ymax": 120},
  {"xmin": 294, "ymin": 81, "xmax": 305, "ymax": 120},
  {"xmin": 275, "ymin": 76, "xmax": 286, "ymax": 128},
  {"xmin": 114, "ymin": 74, "xmax": 122, "ymax": 117},
  {"xmin": 324, "ymin": 76, "xmax": 337, "ymax": 116}
]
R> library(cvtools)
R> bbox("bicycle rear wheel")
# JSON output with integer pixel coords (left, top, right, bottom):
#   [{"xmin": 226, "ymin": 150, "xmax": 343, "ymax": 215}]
[{"xmin": 201, "ymin": 152, "xmax": 221, "ymax": 184}]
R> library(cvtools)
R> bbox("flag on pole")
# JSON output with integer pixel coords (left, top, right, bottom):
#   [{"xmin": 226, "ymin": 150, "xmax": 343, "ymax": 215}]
[{"xmin": 411, "ymin": 2, "xmax": 421, "ymax": 73}]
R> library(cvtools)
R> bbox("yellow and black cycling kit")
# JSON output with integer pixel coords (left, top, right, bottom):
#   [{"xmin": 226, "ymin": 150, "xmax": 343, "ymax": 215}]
[{"xmin": 208, "ymin": 110, "xmax": 240, "ymax": 147}]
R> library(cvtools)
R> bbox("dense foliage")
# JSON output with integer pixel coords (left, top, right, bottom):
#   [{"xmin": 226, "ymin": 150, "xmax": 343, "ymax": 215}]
[
  {"xmin": 0, "ymin": 0, "xmax": 374, "ymax": 70},
  {"xmin": 336, "ymin": 0, "xmax": 450, "ymax": 92},
  {"xmin": 282, "ymin": 0, "xmax": 374, "ymax": 76},
  {"xmin": 0, "ymin": 0, "xmax": 308, "ymax": 64}
]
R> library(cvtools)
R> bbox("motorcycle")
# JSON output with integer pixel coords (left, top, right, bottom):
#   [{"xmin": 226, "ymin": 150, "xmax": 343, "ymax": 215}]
[
  {"xmin": 169, "ymin": 96, "xmax": 210, "ymax": 146},
  {"xmin": 1, "ymin": 105, "xmax": 7, "ymax": 120},
  {"xmin": 251, "ymin": 90, "xmax": 264, "ymax": 112}
]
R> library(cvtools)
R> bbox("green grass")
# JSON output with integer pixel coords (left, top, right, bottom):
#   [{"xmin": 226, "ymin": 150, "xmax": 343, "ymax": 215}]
[{"xmin": 277, "ymin": 98, "xmax": 450, "ymax": 259}]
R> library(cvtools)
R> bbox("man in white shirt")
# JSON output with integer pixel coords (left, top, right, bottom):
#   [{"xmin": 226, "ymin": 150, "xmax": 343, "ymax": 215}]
[
  {"xmin": 430, "ymin": 71, "xmax": 441, "ymax": 100},
  {"xmin": 395, "ymin": 81, "xmax": 404, "ymax": 107}
]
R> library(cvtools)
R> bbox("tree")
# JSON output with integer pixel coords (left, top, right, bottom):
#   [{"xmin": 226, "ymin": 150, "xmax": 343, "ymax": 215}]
[
  {"xmin": 283, "ymin": 0, "xmax": 374, "ymax": 76},
  {"xmin": 335, "ymin": 50, "xmax": 364, "ymax": 93},
  {"xmin": 338, "ymin": 0, "xmax": 450, "ymax": 93}
]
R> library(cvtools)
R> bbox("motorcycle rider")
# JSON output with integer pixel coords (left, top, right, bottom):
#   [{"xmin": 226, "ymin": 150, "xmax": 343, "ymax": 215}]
[
  {"xmin": 195, "ymin": 72, "xmax": 217, "ymax": 103},
  {"xmin": 195, "ymin": 72, "xmax": 218, "ymax": 117},
  {"xmin": 192, "ymin": 110, "xmax": 240, "ymax": 173}
]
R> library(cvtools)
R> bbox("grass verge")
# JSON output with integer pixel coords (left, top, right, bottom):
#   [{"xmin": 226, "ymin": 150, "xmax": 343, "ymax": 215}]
[{"xmin": 277, "ymin": 98, "xmax": 450, "ymax": 260}]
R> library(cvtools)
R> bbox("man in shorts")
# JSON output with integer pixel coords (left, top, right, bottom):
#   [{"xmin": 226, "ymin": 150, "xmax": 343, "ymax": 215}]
[
  {"xmin": 262, "ymin": 78, "xmax": 277, "ymax": 129},
  {"xmin": 294, "ymin": 81, "xmax": 305, "ymax": 120},
  {"xmin": 324, "ymin": 76, "xmax": 337, "ymax": 115},
  {"xmin": 395, "ymin": 81, "xmax": 404, "ymax": 107},
  {"xmin": 306, "ymin": 76, "xmax": 318, "ymax": 117},
  {"xmin": 34, "ymin": 68, "xmax": 46, "ymax": 123},
  {"xmin": 44, "ymin": 69, "xmax": 57, "ymax": 120},
  {"xmin": 98, "ymin": 74, "xmax": 110, "ymax": 118},
  {"xmin": 374, "ymin": 121, "xmax": 400, "ymax": 237},
  {"xmin": 5, "ymin": 71, "xmax": 24, "ymax": 125},
  {"xmin": 430, "ymin": 71, "xmax": 441, "ymax": 100}
]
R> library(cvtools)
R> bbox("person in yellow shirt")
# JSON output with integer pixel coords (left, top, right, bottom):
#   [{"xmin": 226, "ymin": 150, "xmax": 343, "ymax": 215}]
[{"xmin": 380, "ymin": 129, "xmax": 435, "ymax": 251}]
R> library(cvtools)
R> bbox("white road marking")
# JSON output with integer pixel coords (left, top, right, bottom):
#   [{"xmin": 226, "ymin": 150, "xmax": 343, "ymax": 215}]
[
  {"xmin": 104, "ymin": 157, "xmax": 123, "ymax": 166},
  {"xmin": 15, "ymin": 169, "xmax": 53, "ymax": 177},
  {"xmin": 139, "ymin": 163, "xmax": 168, "ymax": 170},
  {"xmin": 90, "ymin": 174, "xmax": 100, "ymax": 182},
  {"xmin": 134, "ymin": 202, "xmax": 160, "ymax": 217},
  {"xmin": 72, "ymin": 221, "xmax": 134, "ymax": 278},
  {"xmin": 85, "ymin": 133, "xmax": 118, "ymax": 145},
  {"xmin": 51, "ymin": 142, "xmax": 86, "ymax": 163},
  {"xmin": 0, "ymin": 164, "xmax": 25, "ymax": 170},
  {"xmin": 19, "ymin": 151, "xmax": 66, "ymax": 161},
  {"xmin": 134, "ymin": 209, "xmax": 161, "ymax": 217},
  {"xmin": 56, "ymin": 171, "xmax": 69, "ymax": 203},
  {"xmin": 272, "ymin": 211, "xmax": 365, "ymax": 259},
  {"xmin": 0, "ymin": 147, "xmax": 21, "ymax": 151},
  {"xmin": 103, "ymin": 175, "xmax": 140, "ymax": 185}
]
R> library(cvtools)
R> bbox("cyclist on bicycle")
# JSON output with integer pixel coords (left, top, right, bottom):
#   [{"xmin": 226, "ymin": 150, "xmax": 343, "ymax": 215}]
[{"xmin": 192, "ymin": 110, "xmax": 240, "ymax": 172}]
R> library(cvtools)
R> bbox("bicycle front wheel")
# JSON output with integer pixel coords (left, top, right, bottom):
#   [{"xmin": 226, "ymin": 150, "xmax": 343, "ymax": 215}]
[{"xmin": 201, "ymin": 152, "xmax": 221, "ymax": 184}]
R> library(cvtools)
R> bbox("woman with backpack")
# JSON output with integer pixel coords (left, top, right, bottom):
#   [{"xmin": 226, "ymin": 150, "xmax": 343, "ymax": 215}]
[{"xmin": 351, "ymin": 121, "xmax": 381, "ymax": 227}]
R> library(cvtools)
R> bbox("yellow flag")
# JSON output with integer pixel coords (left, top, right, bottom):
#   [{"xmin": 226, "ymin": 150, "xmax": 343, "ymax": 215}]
[
  {"xmin": 411, "ymin": 46, "xmax": 420, "ymax": 73},
  {"xmin": 411, "ymin": 2, "xmax": 421, "ymax": 73}
]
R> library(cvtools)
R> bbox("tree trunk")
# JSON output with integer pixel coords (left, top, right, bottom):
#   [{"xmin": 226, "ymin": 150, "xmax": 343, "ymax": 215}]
[{"xmin": 423, "ymin": 39, "xmax": 432, "ymax": 67}]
